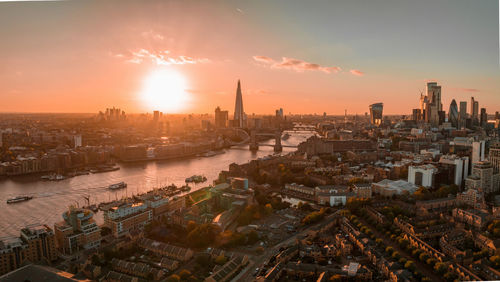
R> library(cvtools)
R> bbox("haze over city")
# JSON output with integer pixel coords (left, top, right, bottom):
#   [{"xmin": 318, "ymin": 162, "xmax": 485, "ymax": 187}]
[
  {"xmin": 1, "ymin": 0, "xmax": 498, "ymax": 114},
  {"xmin": 3, "ymin": 1, "xmax": 500, "ymax": 282}
]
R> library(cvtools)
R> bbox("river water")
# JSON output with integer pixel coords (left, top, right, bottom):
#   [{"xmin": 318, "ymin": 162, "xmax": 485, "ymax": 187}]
[{"xmin": 0, "ymin": 131, "xmax": 313, "ymax": 237}]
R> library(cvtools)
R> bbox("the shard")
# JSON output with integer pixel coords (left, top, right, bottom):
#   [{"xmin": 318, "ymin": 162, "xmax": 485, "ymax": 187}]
[{"xmin": 233, "ymin": 80, "xmax": 245, "ymax": 128}]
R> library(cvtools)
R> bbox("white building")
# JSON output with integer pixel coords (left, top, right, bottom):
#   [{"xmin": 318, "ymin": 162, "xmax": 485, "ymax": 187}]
[
  {"xmin": 408, "ymin": 164, "xmax": 437, "ymax": 188},
  {"xmin": 439, "ymin": 155, "xmax": 469, "ymax": 187},
  {"xmin": 472, "ymin": 141, "xmax": 486, "ymax": 164},
  {"xmin": 372, "ymin": 179, "xmax": 418, "ymax": 197},
  {"xmin": 73, "ymin": 135, "xmax": 82, "ymax": 148}
]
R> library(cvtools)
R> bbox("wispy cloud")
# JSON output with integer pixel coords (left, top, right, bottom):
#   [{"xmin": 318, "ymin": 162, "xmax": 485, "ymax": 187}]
[
  {"xmin": 236, "ymin": 8, "xmax": 244, "ymax": 14},
  {"xmin": 253, "ymin": 56, "xmax": 341, "ymax": 74},
  {"xmin": 113, "ymin": 49, "xmax": 210, "ymax": 66},
  {"xmin": 456, "ymin": 88, "xmax": 480, "ymax": 92},
  {"xmin": 141, "ymin": 30, "xmax": 165, "ymax": 41},
  {"xmin": 350, "ymin": 69, "xmax": 364, "ymax": 76}
]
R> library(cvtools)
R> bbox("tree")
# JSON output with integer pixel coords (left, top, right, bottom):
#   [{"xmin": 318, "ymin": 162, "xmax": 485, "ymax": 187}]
[
  {"xmin": 392, "ymin": 251, "xmax": 401, "ymax": 260},
  {"xmin": 179, "ymin": 269, "xmax": 192, "ymax": 280},
  {"xmin": 385, "ymin": 246, "xmax": 394, "ymax": 255},
  {"xmin": 419, "ymin": 253, "xmax": 429, "ymax": 262},
  {"xmin": 166, "ymin": 274, "xmax": 181, "ymax": 282},
  {"xmin": 376, "ymin": 238, "xmax": 383, "ymax": 246},
  {"xmin": 443, "ymin": 271, "xmax": 457, "ymax": 282},
  {"xmin": 215, "ymin": 255, "xmax": 227, "ymax": 265},
  {"xmin": 434, "ymin": 262, "xmax": 447, "ymax": 275},
  {"xmin": 329, "ymin": 274, "xmax": 342, "ymax": 281},
  {"xmin": 404, "ymin": 260, "xmax": 416, "ymax": 271}
]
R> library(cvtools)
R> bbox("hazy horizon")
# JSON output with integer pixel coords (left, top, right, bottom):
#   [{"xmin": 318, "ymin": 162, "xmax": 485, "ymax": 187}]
[{"xmin": 1, "ymin": 0, "xmax": 499, "ymax": 115}]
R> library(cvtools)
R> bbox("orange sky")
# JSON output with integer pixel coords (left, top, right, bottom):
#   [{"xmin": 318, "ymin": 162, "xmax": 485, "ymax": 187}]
[{"xmin": 0, "ymin": 0, "xmax": 499, "ymax": 115}]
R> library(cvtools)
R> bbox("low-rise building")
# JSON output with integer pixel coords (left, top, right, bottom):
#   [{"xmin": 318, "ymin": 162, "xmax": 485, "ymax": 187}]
[
  {"xmin": 452, "ymin": 208, "xmax": 491, "ymax": 229},
  {"xmin": 137, "ymin": 238, "xmax": 193, "ymax": 262}
]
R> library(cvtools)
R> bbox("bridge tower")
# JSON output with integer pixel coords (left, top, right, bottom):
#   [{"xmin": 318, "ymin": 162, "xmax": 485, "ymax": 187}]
[
  {"xmin": 274, "ymin": 131, "xmax": 282, "ymax": 152},
  {"xmin": 249, "ymin": 129, "xmax": 259, "ymax": 151}
]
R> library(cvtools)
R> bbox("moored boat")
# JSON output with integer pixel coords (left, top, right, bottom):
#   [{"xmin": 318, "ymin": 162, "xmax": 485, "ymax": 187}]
[{"xmin": 7, "ymin": 196, "xmax": 33, "ymax": 204}]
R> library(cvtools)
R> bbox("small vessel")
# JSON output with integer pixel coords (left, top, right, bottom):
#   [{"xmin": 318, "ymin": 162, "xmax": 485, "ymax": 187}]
[
  {"xmin": 202, "ymin": 151, "xmax": 217, "ymax": 157},
  {"xmin": 7, "ymin": 196, "xmax": 33, "ymax": 204},
  {"xmin": 90, "ymin": 166, "xmax": 120, "ymax": 173},
  {"xmin": 282, "ymin": 133, "xmax": 290, "ymax": 140},
  {"xmin": 108, "ymin": 182, "xmax": 127, "ymax": 190},
  {"xmin": 41, "ymin": 174, "xmax": 66, "ymax": 181},
  {"xmin": 185, "ymin": 175, "xmax": 207, "ymax": 183}
]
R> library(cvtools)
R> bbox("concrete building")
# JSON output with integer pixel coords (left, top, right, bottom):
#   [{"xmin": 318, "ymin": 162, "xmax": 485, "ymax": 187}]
[
  {"xmin": 466, "ymin": 161, "xmax": 499, "ymax": 194},
  {"xmin": 214, "ymin": 106, "xmax": 228, "ymax": 128},
  {"xmin": 472, "ymin": 141, "xmax": 486, "ymax": 164},
  {"xmin": 439, "ymin": 155, "xmax": 469, "ymax": 187},
  {"xmin": 54, "ymin": 206, "xmax": 101, "ymax": 255},
  {"xmin": 371, "ymin": 179, "xmax": 418, "ymax": 197},
  {"xmin": 408, "ymin": 164, "xmax": 437, "ymax": 188},
  {"xmin": 103, "ymin": 202, "xmax": 153, "ymax": 238},
  {"xmin": 489, "ymin": 141, "xmax": 500, "ymax": 173},
  {"xmin": 0, "ymin": 225, "xmax": 57, "ymax": 276}
]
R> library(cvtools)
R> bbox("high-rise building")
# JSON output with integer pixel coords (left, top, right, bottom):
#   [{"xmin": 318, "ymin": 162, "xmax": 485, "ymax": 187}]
[
  {"xmin": 439, "ymin": 155, "xmax": 469, "ymax": 187},
  {"xmin": 153, "ymin": 110, "xmax": 160, "ymax": 123},
  {"xmin": 448, "ymin": 99, "xmax": 459, "ymax": 128},
  {"xmin": 54, "ymin": 206, "xmax": 101, "ymax": 255},
  {"xmin": 233, "ymin": 80, "xmax": 246, "ymax": 128},
  {"xmin": 369, "ymin": 103, "xmax": 383, "ymax": 125},
  {"xmin": 480, "ymin": 108, "xmax": 487, "ymax": 127},
  {"xmin": 214, "ymin": 106, "xmax": 228, "ymax": 128},
  {"xmin": 489, "ymin": 142, "xmax": 500, "ymax": 174},
  {"xmin": 471, "ymin": 97, "xmax": 479, "ymax": 125},
  {"xmin": 420, "ymin": 82, "xmax": 442, "ymax": 126},
  {"xmin": 459, "ymin": 101, "xmax": 467, "ymax": 128},
  {"xmin": 472, "ymin": 141, "xmax": 486, "ymax": 164}
]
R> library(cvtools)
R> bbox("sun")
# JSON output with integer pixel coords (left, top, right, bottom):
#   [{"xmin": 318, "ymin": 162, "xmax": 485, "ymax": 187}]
[{"xmin": 140, "ymin": 69, "xmax": 190, "ymax": 113}]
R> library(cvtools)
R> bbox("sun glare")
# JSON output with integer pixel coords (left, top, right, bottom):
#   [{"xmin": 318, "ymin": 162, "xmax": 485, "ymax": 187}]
[{"xmin": 140, "ymin": 69, "xmax": 189, "ymax": 113}]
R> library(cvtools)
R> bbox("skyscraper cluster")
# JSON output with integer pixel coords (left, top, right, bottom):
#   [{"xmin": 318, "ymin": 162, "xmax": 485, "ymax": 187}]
[{"xmin": 411, "ymin": 82, "xmax": 489, "ymax": 130}]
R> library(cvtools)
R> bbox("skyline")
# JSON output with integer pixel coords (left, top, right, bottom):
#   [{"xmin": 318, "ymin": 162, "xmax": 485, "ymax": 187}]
[{"xmin": 0, "ymin": 0, "xmax": 499, "ymax": 115}]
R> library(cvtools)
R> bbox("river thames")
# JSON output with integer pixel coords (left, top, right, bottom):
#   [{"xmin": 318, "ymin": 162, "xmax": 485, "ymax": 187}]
[{"xmin": 0, "ymin": 131, "xmax": 312, "ymax": 237}]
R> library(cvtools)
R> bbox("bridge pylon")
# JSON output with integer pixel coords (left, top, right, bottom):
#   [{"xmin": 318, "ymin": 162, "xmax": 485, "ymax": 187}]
[
  {"xmin": 274, "ymin": 131, "xmax": 282, "ymax": 152},
  {"xmin": 249, "ymin": 129, "xmax": 259, "ymax": 151}
]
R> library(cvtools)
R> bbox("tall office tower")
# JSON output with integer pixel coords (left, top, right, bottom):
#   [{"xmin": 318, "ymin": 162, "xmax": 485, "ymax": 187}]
[
  {"xmin": 472, "ymin": 140, "xmax": 486, "ymax": 164},
  {"xmin": 214, "ymin": 106, "xmax": 228, "ymax": 128},
  {"xmin": 369, "ymin": 103, "xmax": 383, "ymax": 125},
  {"xmin": 471, "ymin": 97, "xmax": 479, "ymax": 125},
  {"xmin": 448, "ymin": 99, "xmax": 459, "ymax": 128},
  {"xmin": 459, "ymin": 101, "xmax": 467, "ymax": 128},
  {"xmin": 490, "ymin": 142, "xmax": 500, "ymax": 173},
  {"xmin": 480, "ymin": 108, "xmax": 487, "ymax": 127},
  {"xmin": 421, "ymin": 82, "xmax": 442, "ymax": 126},
  {"xmin": 412, "ymin": 109, "xmax": 421, "ymax": 121},
  {"xmin": 153, "ymin": 110, "xmax": 159, "ymax": 123},
  {"xmin": 233, "ymin": 80, "xmax": 246, "ymax": 128}
]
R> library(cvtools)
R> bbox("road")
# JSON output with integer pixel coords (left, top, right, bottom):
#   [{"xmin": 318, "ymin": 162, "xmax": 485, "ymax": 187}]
[{"xmin": 233, "ymin": 213, "xmax": 338, "ymax": 282}]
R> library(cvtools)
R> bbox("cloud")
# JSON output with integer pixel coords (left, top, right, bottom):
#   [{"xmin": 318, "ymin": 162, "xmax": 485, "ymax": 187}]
[
  {"xmin": 236, "ymin": 8, "xmax": 244, "ymax": 14},
  {"xmin": 115, "ymin": 49, "xmax": 210, "ymax": 66},
  {"xmin": 253, "ymin": 56, "xmax": 341, "ymax": 74},
  {"xmin": 350, "ymin": 69, "xmax": 364, "ymax": 76},
  {"xmin": 247, "ymin": 89, "xmax": 270, "ymax": 95},
  {"xmin": 141, "ymin": 30, "xmax": 165, "ymax": 41},
  {"xmin": 458, "ymin": 88, "xmax": 480, "ymax": 92},
  {"xmin": 253, "ymin": 56, "xmax": 274, "ymax": 63}
]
